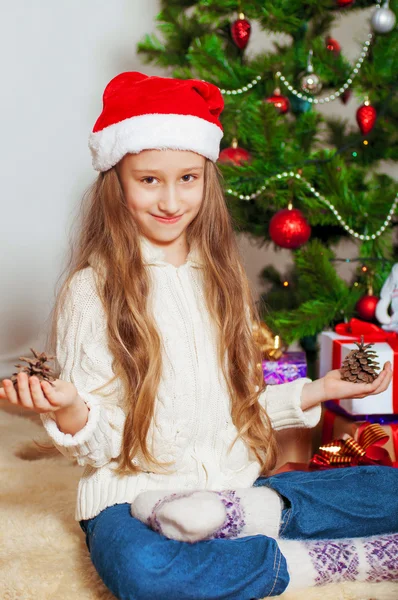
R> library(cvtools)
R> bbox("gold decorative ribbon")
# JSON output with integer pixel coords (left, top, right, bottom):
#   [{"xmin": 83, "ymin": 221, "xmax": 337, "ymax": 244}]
[{"xmin": 310, "ymin": 423, "xmax": 393, "ymax": 469}]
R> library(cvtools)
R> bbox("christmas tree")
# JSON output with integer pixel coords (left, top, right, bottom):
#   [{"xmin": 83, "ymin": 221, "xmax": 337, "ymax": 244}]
[{"xmin": 137, "ymin": 0, "xmax": 398, "ymax": 354}]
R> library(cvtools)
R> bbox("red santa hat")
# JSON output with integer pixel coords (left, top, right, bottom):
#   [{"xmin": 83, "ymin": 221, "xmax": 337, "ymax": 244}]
[{"xmin": 88, "ymin": 72, "xmax": 224, "ymax": 172}]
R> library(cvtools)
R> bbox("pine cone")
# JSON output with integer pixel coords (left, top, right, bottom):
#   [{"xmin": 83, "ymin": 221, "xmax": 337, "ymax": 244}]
[
  {"xmin": 10, "ymin": 348, "xmax": 57, "ymax": 388},
  {"xmin": 339, "ymin": 336, "xmax": 380, "ymax": 383}
]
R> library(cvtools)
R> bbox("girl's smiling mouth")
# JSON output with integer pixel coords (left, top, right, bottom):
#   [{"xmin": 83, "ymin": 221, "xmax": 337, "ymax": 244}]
[{"xmin": 151, "ymin": 214, "xmax": 183, "ymax": 223}]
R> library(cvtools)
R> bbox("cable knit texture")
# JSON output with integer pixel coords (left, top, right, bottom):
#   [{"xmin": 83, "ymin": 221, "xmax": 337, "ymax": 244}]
[{"xmin": 41, "ymin": 236, "xmax": 321, "ymax": 521}]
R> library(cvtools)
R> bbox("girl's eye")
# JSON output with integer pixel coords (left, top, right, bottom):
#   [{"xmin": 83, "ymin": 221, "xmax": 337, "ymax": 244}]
[{"xmin": 141, "ymin": 174, "xmax": 196, "ymax": 184}]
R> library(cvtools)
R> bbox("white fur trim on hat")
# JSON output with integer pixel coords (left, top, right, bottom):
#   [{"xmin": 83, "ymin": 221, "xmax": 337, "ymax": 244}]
[{"xmin": 88, "ymin": 113, "xmax": 223, "ymax": 171}]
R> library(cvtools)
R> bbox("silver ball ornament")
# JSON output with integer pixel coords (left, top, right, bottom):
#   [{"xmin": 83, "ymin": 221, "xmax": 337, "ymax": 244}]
[
  {"xmin": 300, "ymin": 72, "xmax": 322, "ymax": 95},
  {"xmin": 371, "ymin": 2, "xmax": 396, "ymax": 34}
]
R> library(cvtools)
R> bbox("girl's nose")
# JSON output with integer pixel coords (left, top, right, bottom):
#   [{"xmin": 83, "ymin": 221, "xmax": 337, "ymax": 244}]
[{"xmin": 158, "ymin": 186, "xmax": 180, "ymax": 213}]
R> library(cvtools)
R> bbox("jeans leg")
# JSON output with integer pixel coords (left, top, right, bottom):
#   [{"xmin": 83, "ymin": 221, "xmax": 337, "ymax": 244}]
[
  {"xmin": 254, "ymin": 465, "xmax": 398, "ymax": 540},
  {"xmin": 79, "ymin": 502, "xmax": 289, "ymax": 600}
]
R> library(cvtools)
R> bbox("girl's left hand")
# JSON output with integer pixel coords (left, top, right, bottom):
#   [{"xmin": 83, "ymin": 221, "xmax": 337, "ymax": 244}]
[{"xmin": 322, "ymin": 361, "xmax": 393, "ymax": 402}]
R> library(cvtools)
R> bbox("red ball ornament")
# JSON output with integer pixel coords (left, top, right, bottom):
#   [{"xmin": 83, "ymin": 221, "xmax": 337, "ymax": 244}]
[
  {"xmin": 265, "ymin": 88, "xmax": 290, "ymax": 114},
  {"xmin": 340, "ymin": 89, "xmax": 352, "ymax": 105},
  {"xmin": 325, "ymin": 36, "xmax": 341, "ymax": 55},
  {"xmin": 269, "ymin": 207, "xmax": 311, "ymax": 249},
  {"xmin": 356, "ymin": 101, "xmax": 377, "ymax": 135},
  {"xmin": 218, "ymin": 139, "xmax": 251, "ymax": 165},
  {"xmin": 356, "ymin": 294, "xmax": 379, "ymax": 321},
  {"xmin": 337, "ymin": 0, "xmax": 355, "ymax": 6},
  {"xmin": 231, "ymin": 13, "xmax": 251, "ymax": 50}
]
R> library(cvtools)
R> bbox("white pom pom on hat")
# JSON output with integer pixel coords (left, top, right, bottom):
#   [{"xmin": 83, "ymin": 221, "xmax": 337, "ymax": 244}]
[{"xmin": 88, "ymin": 71, "xmax": 225, "ymax": 172}]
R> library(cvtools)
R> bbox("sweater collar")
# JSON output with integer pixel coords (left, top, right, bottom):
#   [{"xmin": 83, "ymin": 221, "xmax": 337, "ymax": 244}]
[
  {"xmin": 88, "ymin": 238, "xmax": 204, "ymax": 274},
  {"xmin": 139, "ymin": 235, "xmax": 203, "ymax": 268}
]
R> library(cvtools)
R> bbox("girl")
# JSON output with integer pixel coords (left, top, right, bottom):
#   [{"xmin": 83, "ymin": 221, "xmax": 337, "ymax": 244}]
[{"xmin": 1, "ymin": 72, "xmax": 397, "ymax": 599}]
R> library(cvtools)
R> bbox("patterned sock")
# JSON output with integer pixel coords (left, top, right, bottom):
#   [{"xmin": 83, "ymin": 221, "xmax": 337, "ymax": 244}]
[
  {"xmin": 278, "ymin": 533, "xmax": 398, "ymax": 591},
  {"xmin": 131, "ymin": 486, "xmax": 283, "ymax": 543}
]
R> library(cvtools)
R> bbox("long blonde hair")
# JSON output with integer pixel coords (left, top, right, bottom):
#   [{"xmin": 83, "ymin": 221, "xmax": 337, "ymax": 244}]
[{"xmin": 41, "ymin": 158, "xmax": 278, "ymax": 475}]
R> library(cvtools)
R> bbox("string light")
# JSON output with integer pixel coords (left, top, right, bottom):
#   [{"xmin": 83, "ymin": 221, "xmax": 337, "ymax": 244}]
[
  {"xmin": 220, "ymin": 75, "xmax": 262, "ymax": 96},
  {"xmin": 283, "ymin": 281, "xmax": 289, "ymax": 287},
  {"xmin": 276, "ymin": 32, "xmax": 374, "ymax": 105},
  {"xmin": 219, "ymin": 0, "xmax": 381, "ymax": 101},
  {"xmin": 219, "ymin": 0, "xmax": 393, "ymax": 241},
  {"xmin": 226, "ymin": 171, "xmax": 398, "ymax": 241}
]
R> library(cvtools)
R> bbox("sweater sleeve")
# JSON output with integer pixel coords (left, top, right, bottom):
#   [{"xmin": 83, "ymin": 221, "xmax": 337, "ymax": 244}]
[
  {"xmin": 40, "ymin": 269, "xmax": 126, "ymax": 468},
  {"xmin": 258, "ymin": 378, "xmax": 321, "ymax": 430}
]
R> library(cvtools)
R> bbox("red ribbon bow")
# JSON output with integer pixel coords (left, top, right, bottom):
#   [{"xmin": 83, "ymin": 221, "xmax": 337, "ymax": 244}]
[
  {"xmin": 310, "ymin": 422, "xmax": 393, "ymax": 470},
  {"xmin": 335, "ymin": 318, "xmax": 398, "ymax": 342}
]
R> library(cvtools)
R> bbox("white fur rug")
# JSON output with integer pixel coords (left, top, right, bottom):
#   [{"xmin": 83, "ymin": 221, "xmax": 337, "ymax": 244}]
[{"xmin": 1, "ymin": 411, "xmax": 397, "ymax": 600}]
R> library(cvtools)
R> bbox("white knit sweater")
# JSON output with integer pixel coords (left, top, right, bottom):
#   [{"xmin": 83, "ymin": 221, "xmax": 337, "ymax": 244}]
[{"xmin": 41, "ymin": 236, "xmax": 321, "ymax": 522}]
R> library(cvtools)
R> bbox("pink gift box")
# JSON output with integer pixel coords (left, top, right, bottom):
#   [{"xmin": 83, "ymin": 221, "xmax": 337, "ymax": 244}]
[{"xmin": 262, "ymin": 351, "xmax": 307, "ymax": 385}]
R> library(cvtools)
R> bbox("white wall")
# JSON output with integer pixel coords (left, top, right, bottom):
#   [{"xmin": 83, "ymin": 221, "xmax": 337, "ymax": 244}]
[
  {"xmin": 0, "ymin": 2, "xmax": 394, "ymax": 377},
  {"xmin": 0, "ymin": 0, "xmax": 164, "ymax": 377}
]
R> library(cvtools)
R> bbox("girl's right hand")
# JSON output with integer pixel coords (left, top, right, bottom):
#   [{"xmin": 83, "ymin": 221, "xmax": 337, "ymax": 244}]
[{"xmin": 0, "ymin": 372, "xmax": 78, "ymax": 414}]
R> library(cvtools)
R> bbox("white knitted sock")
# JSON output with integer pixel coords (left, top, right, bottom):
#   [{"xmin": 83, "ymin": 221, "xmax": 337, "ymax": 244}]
[
  {"xmin": 278, "ymin": 533, "xmax": 398, "ymax": 591},
  {"xmin": 131, "ymin": 486, "xmax": 283, "ymax": 543}
]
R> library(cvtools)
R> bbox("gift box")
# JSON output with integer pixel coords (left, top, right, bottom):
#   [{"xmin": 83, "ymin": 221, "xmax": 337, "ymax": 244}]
[
  {"xmin": 262, "ymin": 351, "xmax": 307, "ymax": 385},
  {"xmin": 319, "ymin": 318, "xmax": 398, "ymax": 415},
  {"xmin": 321, "ymin": 408, "xmax": 398, "ymax": 467}
]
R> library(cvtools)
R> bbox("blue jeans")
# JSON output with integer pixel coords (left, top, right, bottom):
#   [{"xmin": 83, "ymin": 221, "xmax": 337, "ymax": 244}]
[{"xmin": 79, "ymin": 465, "xmax": 398, "ymax": 600}]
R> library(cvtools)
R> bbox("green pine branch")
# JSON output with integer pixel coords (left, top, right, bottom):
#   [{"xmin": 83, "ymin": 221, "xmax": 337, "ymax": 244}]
[{"xmin": 139, "ymin": 0, "xmax": 398, "ymax": 345}]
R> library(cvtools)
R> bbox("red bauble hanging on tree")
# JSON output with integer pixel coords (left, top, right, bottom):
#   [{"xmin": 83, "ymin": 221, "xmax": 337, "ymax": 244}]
[
  {"xmin": 356, "ymin": 101, "xmax": 377, "ymax": 135},
  {"xmin": 337, "ymin": 0, "xmax": 355, "ymax": 7},
  {"xmin": 269, "ymin": 206, "xmax": 311, "ymax": 249},
  {"xmin": 325, "ymin": 36, "xmax": 341, "ymax": 55},
  {"xmin": 218, "ymin": 139, "xmax": 251, "ymax": 165},
  {"xmin": 231, "ymin": 13, "xmax": 251, "ymax": 50},
  {"xmin": 356, "ymin": 294, "xmax": 379, "ymax": 321},
  {"xmin": 265, "ymin": 88, "xmax": 290, "ymax": 114}
]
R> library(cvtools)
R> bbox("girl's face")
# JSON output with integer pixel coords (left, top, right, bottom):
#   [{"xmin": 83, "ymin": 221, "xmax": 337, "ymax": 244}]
[{"xmin": 117, "ymin": 149, "xmax": 205, "ymax": 246}]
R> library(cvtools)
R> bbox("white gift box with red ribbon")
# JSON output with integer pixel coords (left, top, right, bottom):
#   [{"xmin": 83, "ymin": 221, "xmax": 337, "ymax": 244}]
[{"xmin": 319, "ymin": 319, "xmax": 397, "ymax": 415}]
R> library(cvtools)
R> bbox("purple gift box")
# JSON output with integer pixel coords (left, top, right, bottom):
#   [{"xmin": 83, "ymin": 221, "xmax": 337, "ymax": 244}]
[{"xmin": 262, "ymin": 351, "xmax": 307, "ymax": 385}]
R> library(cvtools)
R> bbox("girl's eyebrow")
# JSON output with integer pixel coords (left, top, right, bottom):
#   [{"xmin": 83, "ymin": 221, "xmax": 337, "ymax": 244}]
[{"xmin": 132, "ymin": 166, "xmax": 204, "ymax": 173}]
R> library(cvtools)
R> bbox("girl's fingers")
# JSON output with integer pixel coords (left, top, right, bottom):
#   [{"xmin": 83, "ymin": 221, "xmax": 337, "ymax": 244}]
[
  {"xmin": 356, "ymin": 369, "xmax": 391, "ymax": 398},
  {"xmin": 40, "ymin": 380, "xmax": 59, "ymax": 406},
  {"xmin": 362, "ymin": 362, "xmax": 391, "ymax": 388},
  {"xmin": 29, "ymin": 376, "xmax": 51, "ymax": 411},
  {"xmin": 1, "ymin": 375, "xmax": 62, "ymax": 412},
  {"xmin": 367, "ymin": 370, "xmax": 386, "ymax": 391},
  {"xmin": 351, "ymin": 378, "xmax": 381, "ymax": 397},
  {"xmin": 370, "ymin": 369, "xmax": 392, "ymax": 396},
  {"xmin": 16, "ymin": 373, "xmax": 34, "ymax": 408},
  {"xmin": 2, "ymin": 379, "xmax": 19, "ymax": 405}
]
